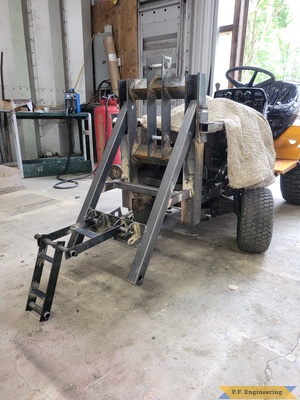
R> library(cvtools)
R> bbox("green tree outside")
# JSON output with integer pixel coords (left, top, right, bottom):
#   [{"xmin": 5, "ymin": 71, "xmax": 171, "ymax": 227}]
[{"xmin": 244, "ymin": 0, "xmax": 300, "ymax": 81}]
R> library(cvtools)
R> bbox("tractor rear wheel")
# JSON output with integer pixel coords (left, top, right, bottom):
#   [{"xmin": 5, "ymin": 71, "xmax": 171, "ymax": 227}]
[
  {"xmin": 237, "ymin": 187, "xmax": 274, "ymax": 253},
  {"xmin": 280, "ymin": 164, "xmax": 300, "ymax": 205}
]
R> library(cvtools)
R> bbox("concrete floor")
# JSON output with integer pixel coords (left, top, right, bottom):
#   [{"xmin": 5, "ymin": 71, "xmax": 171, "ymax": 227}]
[{"xmin": 0, "ymin": 175, "xmax": 299, "ymax": 400}]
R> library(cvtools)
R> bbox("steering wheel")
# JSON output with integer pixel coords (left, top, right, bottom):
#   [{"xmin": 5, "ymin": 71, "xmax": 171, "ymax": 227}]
[{"xmin": 226, "ymin": 66, "xmax": 276, "ymax": 88}]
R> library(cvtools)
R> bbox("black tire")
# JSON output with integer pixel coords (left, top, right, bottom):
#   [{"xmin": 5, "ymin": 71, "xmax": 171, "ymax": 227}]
[
  {"xmin": 280, "ymin": 164, "xmax": 300, "ymax": 205},
  {"xmin": 237, "ymin": 187, "xmax": 274, "ymax": 253}
]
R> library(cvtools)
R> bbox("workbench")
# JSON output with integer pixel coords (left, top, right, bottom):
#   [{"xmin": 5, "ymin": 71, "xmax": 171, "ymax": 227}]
[{"xmin": 10, "ymin": 111, "xmax": 94, "ymax": 178}]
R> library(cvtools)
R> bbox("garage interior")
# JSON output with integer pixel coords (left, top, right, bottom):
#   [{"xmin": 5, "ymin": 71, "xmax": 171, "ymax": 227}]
[{"xmin": 0, "ymin": 0, "xmax": 299, "ymax": 399}]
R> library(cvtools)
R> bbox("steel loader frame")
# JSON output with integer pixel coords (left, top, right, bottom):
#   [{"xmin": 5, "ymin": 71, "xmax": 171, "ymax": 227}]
[{"xmin": 26, "ymin": 56, "xmax": 225, "ymax": 321}]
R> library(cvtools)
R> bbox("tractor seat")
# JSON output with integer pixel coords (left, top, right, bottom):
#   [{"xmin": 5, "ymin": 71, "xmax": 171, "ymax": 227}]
[{"xmin": 264, "ymin": 81, "xmax": 300, "ymax": 139}]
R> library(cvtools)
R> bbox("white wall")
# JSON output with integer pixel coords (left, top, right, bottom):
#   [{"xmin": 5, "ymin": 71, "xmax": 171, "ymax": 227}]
[
  {"xmin": 184, "ymin": 0, "xmax": 219, "ymax": 88},
  {"xmin": 138, "ymin": 0, "xmax": 219, "ymax": 93},
  {"xmin": 0, "ymin": 0, "xmax": 93, "ymax": 159}
]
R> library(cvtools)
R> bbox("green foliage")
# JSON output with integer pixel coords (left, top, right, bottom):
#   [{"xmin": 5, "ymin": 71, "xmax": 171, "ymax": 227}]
[
  {"xmin": 272, "ymin": 0, "xmax": 291, "ymax": 28},
  {"xmin": 244, "ymin": 0, "xmax": 300, "ymax": 81}
]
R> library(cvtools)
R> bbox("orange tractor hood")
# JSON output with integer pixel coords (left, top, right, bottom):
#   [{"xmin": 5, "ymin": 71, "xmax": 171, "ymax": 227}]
[{"xmin": 274, "ymin": 119, "xmax": 300, "ymax": 174}]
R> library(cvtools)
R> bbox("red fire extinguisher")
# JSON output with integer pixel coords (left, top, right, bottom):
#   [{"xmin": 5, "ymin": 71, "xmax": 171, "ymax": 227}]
[{"xmin": 94, "ymin": 95, "xmax": 122, "ymax": 179}]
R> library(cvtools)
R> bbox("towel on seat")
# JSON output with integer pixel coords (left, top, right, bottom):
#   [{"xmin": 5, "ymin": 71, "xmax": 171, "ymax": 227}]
[{"xmin": 139, "ymin": 97, "xmax": 276, "ymax": 189}]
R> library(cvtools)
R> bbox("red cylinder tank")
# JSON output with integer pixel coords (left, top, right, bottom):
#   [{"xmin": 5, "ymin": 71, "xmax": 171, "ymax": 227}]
[{"xmin": 94, "ymin": 96, "xmax": 121, "ymax": 169}]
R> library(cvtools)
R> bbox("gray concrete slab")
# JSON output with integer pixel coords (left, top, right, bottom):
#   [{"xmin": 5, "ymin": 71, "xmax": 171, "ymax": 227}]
[
  {"xmin": 0, "ymin": 165, "xmax": 23, "ymax": 194},
  {"xmin": 0, "ymin": 176, "xmax": 299, "ymax": 400}
]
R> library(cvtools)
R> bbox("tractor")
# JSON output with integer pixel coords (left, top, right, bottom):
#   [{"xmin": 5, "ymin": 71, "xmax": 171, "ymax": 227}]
[{"xmin": 25, "ymin": 59, "xmax": 300, "ymax": 321}]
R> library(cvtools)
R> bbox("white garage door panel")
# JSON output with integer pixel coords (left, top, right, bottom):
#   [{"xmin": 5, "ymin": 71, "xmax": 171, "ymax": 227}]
[{"xmin": 139, "ymin": 2, "xmax": 181, "ymax": 77}]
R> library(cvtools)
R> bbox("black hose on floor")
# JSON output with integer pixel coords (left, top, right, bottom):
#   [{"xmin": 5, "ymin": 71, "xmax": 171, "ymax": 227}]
[{"xmin": 53, "ymin": 111, "xmax": 98, "ymax": 189}]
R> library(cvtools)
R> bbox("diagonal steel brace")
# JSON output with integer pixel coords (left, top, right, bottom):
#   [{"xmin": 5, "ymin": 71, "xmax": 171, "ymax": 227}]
[{"xmin": 127, "ymin": 100, "xmax": 197, "ymax": 285}]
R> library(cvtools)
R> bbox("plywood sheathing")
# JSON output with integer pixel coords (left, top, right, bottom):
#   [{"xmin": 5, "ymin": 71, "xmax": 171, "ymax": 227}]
[{"xmin": 92, "ymin": 0, "xmax": 138, "ymax": 79}]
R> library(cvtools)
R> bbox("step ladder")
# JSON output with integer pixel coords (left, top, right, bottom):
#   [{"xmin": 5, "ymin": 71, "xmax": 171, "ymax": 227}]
[
  {"xmin": 26, "ymin": 56, "xmax": 211, "ymax": 320},
  {"xmin": 25, "ymin": 210, "xmax": 146, "ymax": 321},
  {"xmin": 25, "ymin": 234, "xmax": 65, "ymax": 321}
]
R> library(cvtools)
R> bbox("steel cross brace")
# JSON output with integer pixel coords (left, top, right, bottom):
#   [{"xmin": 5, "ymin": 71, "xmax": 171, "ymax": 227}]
[
  {"xmin": 67, "ymin": 96, "xmax": 197, "ymax": 285},
  {"xmin": 66, "ymin": 102, "xmax": 128, "ymax": 252},
  {"xmin": 127, "ymin": 100, "xmax": 197, "ymax": 284}
]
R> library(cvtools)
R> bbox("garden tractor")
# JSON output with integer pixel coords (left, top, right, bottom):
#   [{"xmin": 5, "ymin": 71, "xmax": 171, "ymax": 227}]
[
  {"xmin": 26, "ymin": 58, "xmax": 298, "ymax": 321},
  {"xmin": 214, "ymin": 65, "xmax": 300, "ymax": 204}
]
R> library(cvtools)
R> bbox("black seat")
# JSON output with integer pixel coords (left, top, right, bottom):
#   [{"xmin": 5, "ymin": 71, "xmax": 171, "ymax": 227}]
[{"xmin": 264, "ymin": 81, "xmax": 300, "ymax": 139}]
